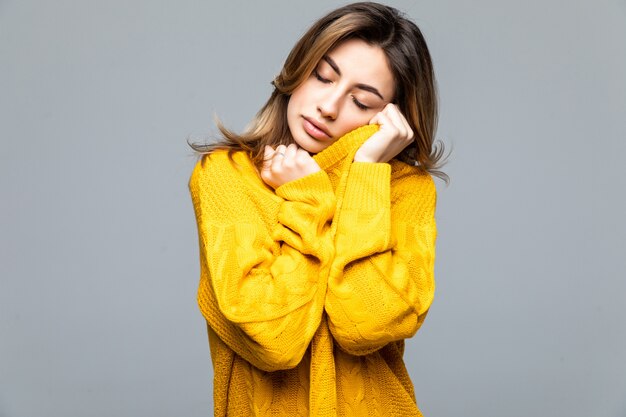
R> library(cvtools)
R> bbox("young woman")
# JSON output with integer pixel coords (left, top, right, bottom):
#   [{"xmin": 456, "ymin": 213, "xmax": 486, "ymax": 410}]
[{"xmin": 189, "ymin": 3, "xmax": 445, "ymax": 416}]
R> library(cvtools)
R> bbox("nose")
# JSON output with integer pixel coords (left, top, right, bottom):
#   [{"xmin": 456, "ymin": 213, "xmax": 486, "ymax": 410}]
[{"xmin": 317, "ymin": 90, "xmax": 341, "ymax": 121}]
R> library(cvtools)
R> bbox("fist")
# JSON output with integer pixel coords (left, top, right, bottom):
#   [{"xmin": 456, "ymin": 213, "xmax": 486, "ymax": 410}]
[
  {"xmin": 261, "ymin": 144, "xmax": 321, "ymax": 189},
  {"xmin": 354, "ymin": 103, "xmax": 414, "ymax": 163}
]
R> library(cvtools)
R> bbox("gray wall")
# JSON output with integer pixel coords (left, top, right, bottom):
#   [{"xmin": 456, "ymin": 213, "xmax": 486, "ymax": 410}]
[{"xmin": 1, "ymin": 1, "xmax": 625, "ymax": 416}]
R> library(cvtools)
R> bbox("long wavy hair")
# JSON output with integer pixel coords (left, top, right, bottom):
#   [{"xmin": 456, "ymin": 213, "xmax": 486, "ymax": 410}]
[{"xmin": 190, "ymin": 2, "xmax": 447, "ymax": 181}]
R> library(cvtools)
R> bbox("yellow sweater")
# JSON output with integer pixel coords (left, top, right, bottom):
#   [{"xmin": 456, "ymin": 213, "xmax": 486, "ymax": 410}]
[{"xmin": 189, "ymin": 125, "xmax": 437, "ymax": 416}]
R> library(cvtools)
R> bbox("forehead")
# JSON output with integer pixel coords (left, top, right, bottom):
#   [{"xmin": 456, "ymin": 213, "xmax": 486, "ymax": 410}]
[{"xmin": 325, "ymin": 38, "xmax": 395, "ymax": 99}]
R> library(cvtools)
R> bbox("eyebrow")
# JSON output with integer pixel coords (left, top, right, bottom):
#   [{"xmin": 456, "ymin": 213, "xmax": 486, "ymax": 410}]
[{"xmin": 322, "ymin": 55, "xmax": 385, "ymax": 101}]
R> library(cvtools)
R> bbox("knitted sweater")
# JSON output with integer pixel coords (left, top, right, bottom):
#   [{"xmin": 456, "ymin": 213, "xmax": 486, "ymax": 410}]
[{"xmin": 189, "ymin": 125, "xmax": 437, "ymax": 416}]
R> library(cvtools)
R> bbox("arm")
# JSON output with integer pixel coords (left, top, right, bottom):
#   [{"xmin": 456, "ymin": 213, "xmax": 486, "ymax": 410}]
[
  {"xmin": 325, "ymin": 161, "xmax": 437, "ymax": 355},
  {"xmin": 190, "ymin": 153, "xmax": 335, "ymax": 371}
]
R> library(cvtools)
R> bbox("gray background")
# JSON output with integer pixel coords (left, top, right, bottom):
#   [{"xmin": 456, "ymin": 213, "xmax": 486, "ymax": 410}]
[{"xmin": 1, "ymin": 0, "xmax": 625, "ymax": 416}]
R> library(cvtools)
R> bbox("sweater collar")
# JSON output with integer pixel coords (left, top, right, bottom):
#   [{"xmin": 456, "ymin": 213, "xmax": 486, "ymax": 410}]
[{"xmin": 312, "ymin": 124, "xmax": 379, "ymax": 170}]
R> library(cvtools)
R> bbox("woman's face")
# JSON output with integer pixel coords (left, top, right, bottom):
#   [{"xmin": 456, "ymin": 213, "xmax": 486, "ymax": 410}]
[{"xmin": 287, "ymin": 38, "xmax": 395, "ymax": 154}]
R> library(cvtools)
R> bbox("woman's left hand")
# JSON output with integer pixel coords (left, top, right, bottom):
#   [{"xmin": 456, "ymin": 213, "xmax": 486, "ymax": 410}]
[{"xmin": 353, "ymin": 103, "xmax": 414, "ymax": 163}]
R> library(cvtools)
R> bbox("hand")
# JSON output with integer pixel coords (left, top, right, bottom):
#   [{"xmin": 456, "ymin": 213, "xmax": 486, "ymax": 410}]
[
  {"xmin": 261, "ymin": 144, "xmax": 321, "ymax": 189},
  {"xmin": 353, "ymin": 103, "xmax": 414, "ymax": 163}
]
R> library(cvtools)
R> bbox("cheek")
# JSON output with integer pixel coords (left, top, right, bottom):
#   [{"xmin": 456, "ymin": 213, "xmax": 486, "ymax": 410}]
[
  {"xmin": 337, "ymin": 109, "xmax": 374, "ymax": 134},
  {"xmin": 287, "ymin": 86, "xmax": 310, "ymax": 119},
  {"xmin": 291, "ymin": 80, "xmax": 316, "ymax": 103},
  {"xmin": 287, "ymin": 88, "xmax": 304, "ymax": 117}
]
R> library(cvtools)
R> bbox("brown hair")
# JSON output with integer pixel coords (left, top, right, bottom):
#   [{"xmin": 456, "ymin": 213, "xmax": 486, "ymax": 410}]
[{"xmin": 190, "ymin": 2, "xmax": 447, "ymax": 181}]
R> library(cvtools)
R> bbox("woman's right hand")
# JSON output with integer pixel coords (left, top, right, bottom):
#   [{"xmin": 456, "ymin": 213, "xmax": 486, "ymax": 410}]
[
  {"xmin": 261, "ymin": 144, "xmax": 321, "ymax": 189},
  {"xmin": 354, "ymin": 103, "xmax": 414, "ymax": 163}
]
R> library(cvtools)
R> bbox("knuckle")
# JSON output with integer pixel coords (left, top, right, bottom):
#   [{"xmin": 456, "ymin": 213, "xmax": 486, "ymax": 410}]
[{"xmin": 295, "ymin": 151, "xmax": 308, "ymax": 162}]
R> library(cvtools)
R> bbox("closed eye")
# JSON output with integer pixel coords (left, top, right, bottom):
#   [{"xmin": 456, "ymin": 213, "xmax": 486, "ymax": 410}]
[
  {"xmin": 314, "ymin": 69, "xmax": 370, "ymax": 110},
  {"xmin": 313, "ymin": 70, "xmax": 331, "ymax": 84},
  {"xmin": 352, "ymin": 96, "xmax": 369, "ymax": 110}
]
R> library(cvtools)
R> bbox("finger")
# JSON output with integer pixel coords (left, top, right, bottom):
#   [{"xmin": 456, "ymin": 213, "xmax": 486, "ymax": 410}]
[
  {"xmin": 274, "ymin": 144, "xmax": 287, "ymax": 157},
  {"xmin": 272, "ymin": 144, "xmax": 287, "ymax": 169},
  {"xmin": 369, "ymin": 111, "xmax": 383, "ymax": 126},
  {"xmin": 295, "ymin": 147, "xmax": 310, "ymax": 159},
  {"xmin": 387, "ymin": 104, "xmax": 414, "ymax": 140},
  {"xmin": 295, "ymin": 147, "xmax": 313, "ymax": 165},
  {"xmin": 284, "ymin": 143, "xmax": 298, "ymax": 164},
  {"xmin": 382, "ymin": 103, "xmax": 402, "ymax": 124},
  {"xmin": 391, "ymin": 105, "xmax": 413, "ymax": 139},
  {"xmin": 373, "ymin": 111, "xmax": 397, "ymax": 134},
  {"xmin": 383, "ymin": 105, "xmax": 409, "ymax": 138},
  {"xmin": 263, "ymin": 145, "xmax": 274, "ymax": 168},
  {"xmin": 384, "ymin": 105, "xmax": 413, "ymax": 143}
]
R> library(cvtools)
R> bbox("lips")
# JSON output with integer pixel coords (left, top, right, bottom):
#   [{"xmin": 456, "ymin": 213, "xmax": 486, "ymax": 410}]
[{"xmin": 302, "ymin": 117, "xmax": 331, "ymax": 140}]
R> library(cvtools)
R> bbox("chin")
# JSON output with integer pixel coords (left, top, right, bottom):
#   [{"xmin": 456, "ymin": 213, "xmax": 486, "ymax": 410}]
[
  {"xmin": 300, "ymin": 143, "xmax": 323, "ymax": 154},
  {"xmin": 293, "ymin": 133, "xmax": 327, "ymax": 154}
]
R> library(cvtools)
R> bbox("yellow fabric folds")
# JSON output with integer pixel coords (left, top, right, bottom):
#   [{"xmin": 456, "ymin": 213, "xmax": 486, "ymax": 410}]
[{"xmin": 189, "ymin": 125, "xmax": 437, "ymax": 416}]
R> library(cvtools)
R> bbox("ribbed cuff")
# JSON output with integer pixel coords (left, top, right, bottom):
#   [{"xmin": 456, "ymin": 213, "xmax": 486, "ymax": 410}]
[{"xmin": 275, "ymin": 170, "xmax": 334, "ymax": 204}]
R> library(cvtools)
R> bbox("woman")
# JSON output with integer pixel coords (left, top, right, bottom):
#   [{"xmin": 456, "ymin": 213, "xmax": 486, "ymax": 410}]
[{"xmin": 189, "ymin": 2, "xmax": 445, "ymax": 415}]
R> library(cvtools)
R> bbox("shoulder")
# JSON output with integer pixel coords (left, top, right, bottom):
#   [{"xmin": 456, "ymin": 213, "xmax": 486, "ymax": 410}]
[
  {"xmin": 189, "ymin": 150, "xmax": 259, "ymax": 191},
  {"xmin": 189, "ymin": 150, "xmax": 278, "ymax": 217},
  {"xmin": 190, "ymin": 150, "xmax": 252, "ymax": 177},
  {"xmin": 389, "ymin": 159, "xmax": 436, "ymax": 195},
  {"xmin": 388, "ymin": 160, "xmax": 437, "ymax": 222}
]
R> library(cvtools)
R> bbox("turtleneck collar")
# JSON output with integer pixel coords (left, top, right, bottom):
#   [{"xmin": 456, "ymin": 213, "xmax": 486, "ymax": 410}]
[{"xmin": 312, "ymin": 124, "xmax": 379, "ymax": 170}]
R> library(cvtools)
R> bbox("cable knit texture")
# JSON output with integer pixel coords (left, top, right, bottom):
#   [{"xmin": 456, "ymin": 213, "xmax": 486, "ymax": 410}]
[{"xmin": 189, "ymin": 125, "xmax": 437, "ymax": 416}]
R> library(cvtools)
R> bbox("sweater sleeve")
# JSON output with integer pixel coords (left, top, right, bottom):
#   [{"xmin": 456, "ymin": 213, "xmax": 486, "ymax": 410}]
[
  {"xmin": 325, "ymin": 161, "xmax": 437, "ymax": 355},
  {"xmin": 189, "ymin": 154, "xmax": 336, "ymax": 371}
]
